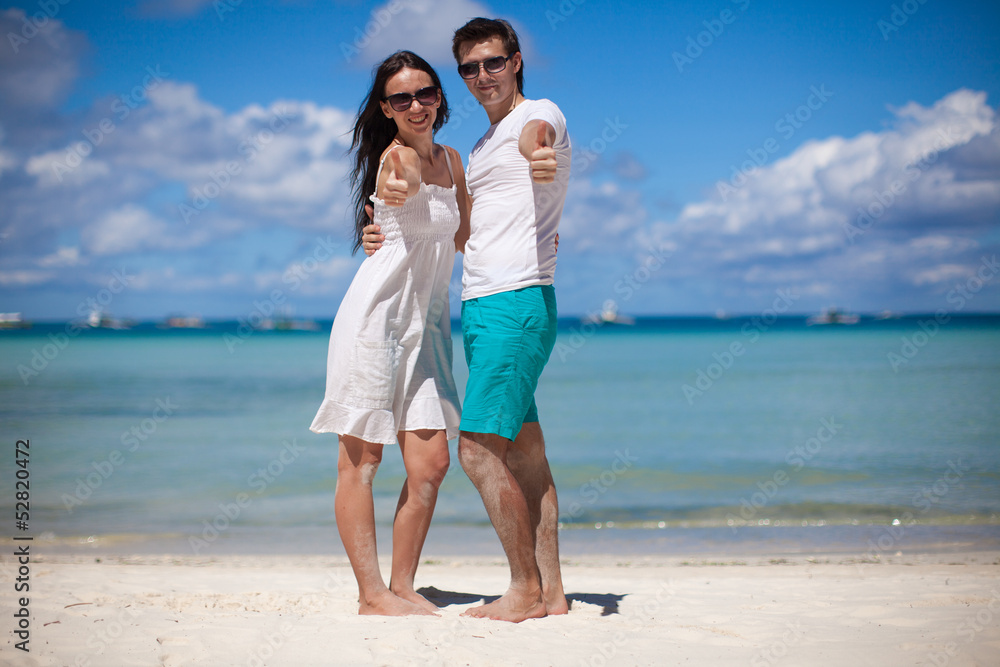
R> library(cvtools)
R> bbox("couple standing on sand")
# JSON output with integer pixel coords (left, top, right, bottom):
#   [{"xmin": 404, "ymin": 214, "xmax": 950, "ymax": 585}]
[{"xmin": 309, "ymin": 18, "xmax": 572, "ymax": 623}]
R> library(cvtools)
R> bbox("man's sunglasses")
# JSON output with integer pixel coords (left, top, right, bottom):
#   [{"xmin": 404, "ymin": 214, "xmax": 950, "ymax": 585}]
[
  {"xmin": 457, "ymin": 55, "xmax": 513, "ymax": 80},
  {"xmin": 382, "ymin": 86, "xmax": 439, "ymax": 112}
]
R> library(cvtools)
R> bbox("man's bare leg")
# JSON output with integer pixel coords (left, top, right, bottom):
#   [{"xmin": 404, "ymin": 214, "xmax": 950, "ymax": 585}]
[
  {"xmin": 389, "ymin": 429, "xmax": 450, "ymax": 613},
  {"xmin": 458, "ymin": 431, "xmax": 547, "ymax": 622},
  {"xmin": 335, "ymin": 435, "xmax": 435, "ymax": 616},
  {"xmin": 509, "ymin": 421, "xmax": 568, "ymax": 614}
]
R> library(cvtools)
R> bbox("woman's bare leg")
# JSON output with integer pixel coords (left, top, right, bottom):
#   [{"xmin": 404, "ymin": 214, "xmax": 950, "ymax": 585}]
[
  {"xmin": 389, "ymin": 429, "xmax": 450, "ymax": 612},
  {"xmin": 336, "ymin": 435, "xmax": 434, "ymax": 616}
]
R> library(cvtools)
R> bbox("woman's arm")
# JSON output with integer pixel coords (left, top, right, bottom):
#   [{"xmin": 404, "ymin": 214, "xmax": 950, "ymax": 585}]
[{"xmin": 375, "ymin": 145, "xmax": 420, "ymax": 206}]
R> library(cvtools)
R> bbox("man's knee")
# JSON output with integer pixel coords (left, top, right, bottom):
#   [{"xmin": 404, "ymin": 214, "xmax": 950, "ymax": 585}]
[
  {"xmin": 457, "ymin": 434, "xmax": 482, "ymax": 470},
  {"xmin": 458, "ymin": 432, "xmax": 504, "ymax": 473},
  {"xmin": 513, "ymin": 422, "xmax": 545, "ymax": 456}
]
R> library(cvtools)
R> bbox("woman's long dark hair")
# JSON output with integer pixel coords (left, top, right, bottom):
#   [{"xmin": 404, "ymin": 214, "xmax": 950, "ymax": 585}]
[{"xmin": 349, "ymin": 51, "xmax": 449, "ymax": 254}]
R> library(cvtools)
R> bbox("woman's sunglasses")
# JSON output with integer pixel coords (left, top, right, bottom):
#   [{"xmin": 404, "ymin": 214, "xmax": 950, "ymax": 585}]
[
  {"xmin": 382, "ymin": 86, "xmax": 439, "ymax": 112},
  {"xmin": 457, "ymin": 55, "xmax": 513, "ymax": 80}
]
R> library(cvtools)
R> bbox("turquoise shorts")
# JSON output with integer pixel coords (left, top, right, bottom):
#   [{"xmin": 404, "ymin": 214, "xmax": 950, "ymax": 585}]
[{"xmin": 460, "ymin": 285, "xmax": 557, "ymax": 441}]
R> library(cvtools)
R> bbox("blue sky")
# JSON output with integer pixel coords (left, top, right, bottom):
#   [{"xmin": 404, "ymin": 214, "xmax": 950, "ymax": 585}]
[{"xmin": 1, "ymin": 0, "xmax": 998, "ymax": 320}]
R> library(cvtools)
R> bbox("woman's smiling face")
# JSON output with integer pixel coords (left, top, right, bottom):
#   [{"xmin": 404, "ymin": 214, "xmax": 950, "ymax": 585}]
[{"xmin": 380, "ymin": 67, "xmax": 440, "ymax": 138}]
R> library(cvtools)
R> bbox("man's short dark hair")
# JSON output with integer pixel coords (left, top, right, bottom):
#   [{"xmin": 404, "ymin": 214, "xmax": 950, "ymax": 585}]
[{"xmin": 452, "ymin": 17, "xmax": 524, "ymax": 95}]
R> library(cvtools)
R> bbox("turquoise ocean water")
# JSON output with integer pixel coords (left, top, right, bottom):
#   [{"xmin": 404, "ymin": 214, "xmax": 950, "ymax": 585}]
[{"xmin": 2, "ymin": 316, "xmax": 998, "ymax": 557}]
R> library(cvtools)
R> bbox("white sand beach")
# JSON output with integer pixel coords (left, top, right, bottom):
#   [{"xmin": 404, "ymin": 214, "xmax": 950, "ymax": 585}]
[{"xmin": 4, "ymin": 550, "xmax": 999, "ymax": 666}]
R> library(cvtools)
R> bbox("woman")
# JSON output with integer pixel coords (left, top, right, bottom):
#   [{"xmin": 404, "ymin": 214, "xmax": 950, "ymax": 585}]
[{"xmin": 310, "ymin": 51, "xmax": 471, "ymax": 616}]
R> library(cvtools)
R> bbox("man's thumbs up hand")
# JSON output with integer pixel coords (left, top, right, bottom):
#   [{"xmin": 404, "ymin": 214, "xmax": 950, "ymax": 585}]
[{"xmin": 527, "ymin": 121, "xmax": 557, "ymax": 184}]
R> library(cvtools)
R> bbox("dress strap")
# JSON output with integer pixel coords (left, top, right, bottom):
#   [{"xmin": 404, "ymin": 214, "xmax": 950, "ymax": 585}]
[{"xmin": 441, "ymin": 145, "xmax": 456, "ymax": 187}]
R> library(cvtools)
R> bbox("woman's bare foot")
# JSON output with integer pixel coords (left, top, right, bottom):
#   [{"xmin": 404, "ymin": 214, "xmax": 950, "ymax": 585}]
[
  {"xmin": 461, "ymin": 589, "xmax": 547, "ymax": 623},
  {"xmin": 392, "ymin": 586, "xmax": 440, "ymax": 613},
  {"xmin": 359, "ymin": 590, "xmax": 438, "ymax": 616}
]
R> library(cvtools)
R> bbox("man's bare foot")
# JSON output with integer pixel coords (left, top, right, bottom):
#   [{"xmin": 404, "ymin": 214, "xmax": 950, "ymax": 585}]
[
  {"xmin": 392, "ymin": 586, "xmax": 439, "ymax": 613},
  {"xmin": 543, "ymin": 589, "xmax": 569, "ymax": 616},
  {"xmin": 461, "ymin": 590, "xmax": 547, "ymax": 623},
  {"xmin": 359, "ymin": 590, "xmax": 437, "ymax": 616}
]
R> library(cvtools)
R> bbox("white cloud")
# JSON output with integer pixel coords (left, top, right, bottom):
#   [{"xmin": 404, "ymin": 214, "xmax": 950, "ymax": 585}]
[
  {"xmin": 559, "ymin": 178, "xmax": 646, "ymax": 252},
  {"xmin": 643, "ymin": 89, "xmax": 1000, "ymax": 308},
  {"xmin": 83, "ymin": 205, "xmax": 171, "ymax": 255},
  {"xmin": 5, "ymin": 61, "xmax": 357, "ymax": 285},
  {"xmin": 0, "ymin": 269, "xmax": 54, "ymax": 286},
  {"xmin": 0, "ymin": 9, "xmax": 85, "ymax": 112},
  {"xmin": 550, "ymin": 89, "xmax": 999, "ymax": 314},
  {"xmin": 346, "ymin": 0, "xmax": 495, "ymax": 67},
  {"xmin": 37, "ymin": 246, "xmax": 83, "ymax": 268},
  {"xmin": 251, "ymin": 255, "xmax": 358, "ymax": 296},
  {"xmin": 2, "ymin": 4, "xmax": 996, "ymax": 318}
]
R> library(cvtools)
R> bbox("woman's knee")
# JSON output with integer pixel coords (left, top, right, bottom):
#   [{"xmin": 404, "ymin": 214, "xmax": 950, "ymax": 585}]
[
  {"xmin": 338, "ymin": 437, "xmax": 383, "ymax": 479},
  {"xmin": 413, "ymin": 447, "xmax": 450, "ymax": 488}
]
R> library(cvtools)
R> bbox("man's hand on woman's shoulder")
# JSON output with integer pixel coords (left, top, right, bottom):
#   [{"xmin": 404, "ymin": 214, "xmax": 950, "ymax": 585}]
[{"xmin": 362, "ymin": 204, "xmax": 383, "ymax": 256}]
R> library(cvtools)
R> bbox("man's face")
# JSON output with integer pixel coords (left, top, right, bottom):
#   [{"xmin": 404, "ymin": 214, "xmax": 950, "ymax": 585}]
[{"xmin": 456, "ymin": 36, "xmax": 521, "ymax": 110}]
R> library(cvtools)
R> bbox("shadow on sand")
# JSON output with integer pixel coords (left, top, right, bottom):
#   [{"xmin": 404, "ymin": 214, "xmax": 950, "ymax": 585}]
[{"xmin": 418, "ymin": 587, "xmax": 626, "ymax": 615}]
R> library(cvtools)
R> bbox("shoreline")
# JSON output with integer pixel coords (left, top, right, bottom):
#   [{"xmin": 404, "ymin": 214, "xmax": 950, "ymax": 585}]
[{"xmin": 27, "ymin": 521, "xmax": 1000, "ymax": 559}]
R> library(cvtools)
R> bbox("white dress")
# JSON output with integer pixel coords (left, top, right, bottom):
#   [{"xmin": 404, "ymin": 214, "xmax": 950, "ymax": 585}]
[{"xmin": 310, "ymin": 146, "xmax": 461, "ymax": 444}]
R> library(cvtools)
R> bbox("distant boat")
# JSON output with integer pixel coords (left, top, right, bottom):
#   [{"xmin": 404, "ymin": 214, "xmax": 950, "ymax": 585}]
[
  {"xmin": 583, "ymin": 300, "xmax": 635, "ymax": 326},
  {"xmin": 161, "ymin": 315, "xmax": 206, "ymax": 329},
  {"xmin": 87, "ymin": 309, "xmax": 132, "ymax": 329},
  {"xmin": 274, "ymin": 317, "xmax": 320, "ymax": 331},
  {"xmin": 0, "ymin": 313, "xmax": 31, "ymax": 329},
  {"xmin": 807, "ymin": 307, "xmax": 860, "ymax": 326},
  {"xmin": 271, "ymin": 306, "xmax": 320, "ymax": 332},
  {"xmin": 875, "ymin": 310, "xmax": 902, "ymax": 320}
]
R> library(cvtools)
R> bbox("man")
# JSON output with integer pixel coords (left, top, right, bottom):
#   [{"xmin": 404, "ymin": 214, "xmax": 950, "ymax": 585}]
[{"xmin": 364, "ymin": 17, "xmax": 571, "ymax": 622}]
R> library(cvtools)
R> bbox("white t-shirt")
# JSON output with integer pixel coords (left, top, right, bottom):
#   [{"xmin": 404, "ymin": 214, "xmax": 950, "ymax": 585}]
[{"xmin": 462, "ymin": 99, "xmax": 571, "ymax": 301}]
